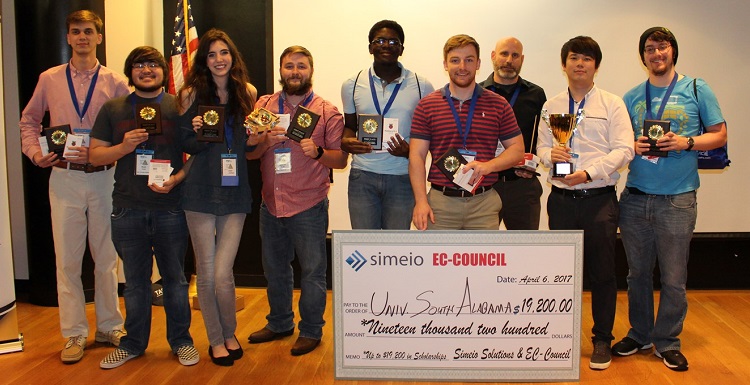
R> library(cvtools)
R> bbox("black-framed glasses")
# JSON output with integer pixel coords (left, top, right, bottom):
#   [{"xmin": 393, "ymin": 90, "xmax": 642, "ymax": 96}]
[
  {"xmin": 371, "ymin": 38, "xmax": 401, "ymax": 47},
  {"xmin": 644, "ymin": 43, "xmax": 671, "ymax": 55},
  {"xmin": 132, "ymin": 62, "xmax": 159, "ymax": 69}
]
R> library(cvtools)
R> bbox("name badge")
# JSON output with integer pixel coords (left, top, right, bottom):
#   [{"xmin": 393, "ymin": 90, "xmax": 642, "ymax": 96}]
[
  {"xmin": 221, "ymin": 153, "xmax": 239, "ymax": 186},
  {"xmin": 135, "ymin": 149, "xmax": 154, "ymax": 176},
  {"xmin": 72, "ymin": 128, "xmax": 91, "ymax": 148},
  {"xmin": 274, "ymin": 147, "xmax": 292, "ymax": 174},
  {"xmin": 458, "ymin": 149, "xmax": 477, "ymax": 163}
]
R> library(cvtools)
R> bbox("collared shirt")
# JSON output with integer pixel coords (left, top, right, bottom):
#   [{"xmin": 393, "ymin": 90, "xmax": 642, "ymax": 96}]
[
  {"xmin": 411, "ymin": 85, "xmax": 521, "ymax": 187},
  {"xmin": 479, "ymin": 74, "xmax": 546, "ymax": 154},
  {"xmin": 20, "ymin": 60, "xmax": 131, "ymax": 160},
  {"xmin": 537, "ymin": 85, "xmax": 634, "ymax": 189},
  {"xmin": 623, "ymin": 76, "xmax": 724, "ymax": 195},
  {"xmin": 340, "ymin": 63, "xmax": 434, "ymax": 175},
  {"xmin": 255, "ymin": 90, "xmax": 345, "ymax": 218}
]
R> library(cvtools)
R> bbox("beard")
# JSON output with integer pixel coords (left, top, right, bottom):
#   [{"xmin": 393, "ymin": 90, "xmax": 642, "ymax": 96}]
[
  {"xmin": 280, "ymin": 77, "xmax": 313, "ymax": 96},
  {"xmin": 493, "ymin": 61, "xmax": 520, "ymax": 80},
  {"xmin": 134, "ymin": 83, "xmax": 163, "ymax": 93}
]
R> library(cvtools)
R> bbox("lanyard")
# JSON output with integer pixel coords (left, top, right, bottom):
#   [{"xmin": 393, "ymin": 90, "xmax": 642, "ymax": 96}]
[
  {"xmin": 568, "ymin": 89, "xmax": 586, "ymax": 114},
  {"xmin": 508, "ymin": 84, "xmax": 521, "ymax": 107},
  {"xmin": 279, "ymin": 92, "xmax": 314, "ymax": 114},
  {"xmin": 368, "ymin": 68, "xmax": 402, "ymax": 116},
  {"xmin": 445, "ymin": 84, "xmax": 480, "ymax": 150},
  {"xmin": 645, "ymin": 72, "xmax": 678, "ymax": 120},
  {"xmin": 66, "ymin": 64, "xmax": 101, "ymax": 124},
  {"xmin": 225, "ymin": 115, "xmax": 235, "ymax": 153}
]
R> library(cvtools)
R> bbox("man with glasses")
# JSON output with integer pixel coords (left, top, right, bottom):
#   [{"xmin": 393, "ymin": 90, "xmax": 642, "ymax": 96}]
[
  {"xmin": 340, "ymin": 20, "xmax": 434, "ymax": 229},
  {"xmin": 479, "ymin": 37, "xmax": 546, "ymax": 230},
  {"xmin": 613, "ymin": 27, "xmax": 727, "ymax": 372},
  {"xmin": 410, "ymin": 34, "xmax": 523, "ymax": 230},
  {"xmin": 19, "ymin": 10, "xmax": 129, "ymax": 364},
  {"xmin": 90, "ymin": 46, "xmax": 198, "ymax": 369},
  {"xmin": 537, "ymin": 36, "xmax": 633, "ymax": 371}
]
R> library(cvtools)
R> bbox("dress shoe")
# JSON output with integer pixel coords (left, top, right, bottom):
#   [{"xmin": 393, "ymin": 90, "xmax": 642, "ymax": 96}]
[
  {"xmin": 248, "ymin": 327, "xmax": 294, "ymax": 344},
  {"xmin": 291, "ymin": 337, "xmax": 320, "ymax": 356},
  {"xmin": 209, "ymin": 346, "xmax": 233, "ymax": 367},
  {"xmin": 226, "ymin": 335, "xmax": 243, "ymax": 360}
]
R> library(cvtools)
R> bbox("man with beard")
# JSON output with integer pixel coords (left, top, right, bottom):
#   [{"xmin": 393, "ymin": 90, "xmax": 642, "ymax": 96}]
[
  {"xmin": 409, "ymin": 34, "xmax": 523, "ymax": 230},
  {"xmin": 613, "ymin": 27, "xmax": 726, "ymax": 372},
  {"xmin": 19, "ymin": 9, "xmax": 128, "ymax": 364},
  {"xmin": 340, "ymin": 20, "xmax": 434, "ymax": 229},
  {"xmin": 246, "ymin": 46, "xmax": 346, "ymax": 356},
  {"xmin": 479, "ymin": 37, "xmax": 546, "ymax": 230},
  {"xmin": 537, "ymin": 36, "xmax": 634, "ymax": 370},
  {"xmin": 89, "ymin": 46, "xmax": 199, "ymax": 369}
]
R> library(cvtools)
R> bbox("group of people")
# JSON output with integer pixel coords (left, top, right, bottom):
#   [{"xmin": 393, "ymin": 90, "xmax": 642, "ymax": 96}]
[{"xmin": 19, "ymin": 10, "xmax": 726, "ymax": 374}]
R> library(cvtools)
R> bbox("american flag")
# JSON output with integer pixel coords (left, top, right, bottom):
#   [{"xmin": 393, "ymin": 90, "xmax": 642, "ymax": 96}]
[{"xmin": 168, "ymin": 0, "xmax": 198, "ymax": 94}]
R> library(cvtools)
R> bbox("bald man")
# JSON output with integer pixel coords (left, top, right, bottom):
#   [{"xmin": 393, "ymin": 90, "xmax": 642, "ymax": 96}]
[{"xmin": 479, "ymin": 37, "xmax": 546, "ymax": 230}]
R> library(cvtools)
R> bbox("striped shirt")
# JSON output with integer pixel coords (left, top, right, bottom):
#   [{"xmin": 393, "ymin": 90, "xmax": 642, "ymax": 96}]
[{"xmin": 411, "ymin": 85, "xmax": 521, "ymax": 186}]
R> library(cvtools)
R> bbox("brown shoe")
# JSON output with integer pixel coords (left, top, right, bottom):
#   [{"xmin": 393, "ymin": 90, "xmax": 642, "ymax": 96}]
[
  {"xmin": 291, "ymin": 337, "xmax": 320, "ymax": 356},
  {"xmin": 247, "ymin": 327, "xmax": 294, "ymax": 344}
]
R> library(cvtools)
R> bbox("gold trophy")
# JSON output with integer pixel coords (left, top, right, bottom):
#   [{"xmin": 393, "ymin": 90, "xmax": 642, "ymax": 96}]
[
  {"xmin": 245, "ymin": 107, "xmax": 280, "ymax": 134},
  {"xmin": 542, "ymin": 109, "xmax": 584, "ymax": 178}
]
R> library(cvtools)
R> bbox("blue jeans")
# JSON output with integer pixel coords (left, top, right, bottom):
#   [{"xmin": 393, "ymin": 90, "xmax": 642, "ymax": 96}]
[
  {"xmin": 186, "ymin": 211, "xmax": 245, "ymax": 347},
  {"xmin": 619, "ymin": 188, "xmax": 696, "ymax": 352},
  {"xmin": 259, "ymin": 199, "xmax": 328, "ymax": 340},
  {"xmin": 348, "ymin": 169, "xmax": 414, "ymax": 229},
  {"xmin": 111, "ymin": 207, "xmax": 193, "ymax": 355}
]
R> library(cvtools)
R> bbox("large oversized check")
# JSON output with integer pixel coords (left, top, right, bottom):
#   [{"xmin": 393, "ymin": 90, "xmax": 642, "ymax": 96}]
[{"xmin": 333, "ymin": 230, "xmax": 583, "ymax": 382}]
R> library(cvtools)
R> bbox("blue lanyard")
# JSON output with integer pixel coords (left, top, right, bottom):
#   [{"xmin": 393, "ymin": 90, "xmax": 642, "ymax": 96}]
[
  {"xmin": 508, "ymin": 84, "xmax": 521, "ymax": 107},
  {"xmin": 66, "ymin": 64, "xmax": 101, "ymax": 124},
  {"xmin": 368, "ymin": 68, "xmax": 402, "ymax": 116},
  {"xmin": 445, "ymin": 84, "xmax": 480, "ymax": 149},
  {"xmin": 568, "ymin": 89, "xmax": 586, "ymax": 114},
  {"xmin": 645, "ymin": 72, "xmax": 678, "ymax": 120},
  {"xmin": 225, "ymin": 115, "xmax": 235, "ymax": 153},
  {"xmin": 279, "ymin": 92, "xmax": 314, "ymax": 114}
]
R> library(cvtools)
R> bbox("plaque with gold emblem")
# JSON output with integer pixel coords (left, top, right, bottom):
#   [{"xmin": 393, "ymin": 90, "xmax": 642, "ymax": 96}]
[
  {"xmin": 435, "ymin": 147, "xmax": 468, "ymax": 185},
  {"xmin": 245, "ymin": 107, "xmax": 280, "ymax": 134},
  {"xmin": 643, "ymin": 119, "xmax": 670, "ymax": 157},
  {"xmin": 356, "ymin": 114, "xmax": 384, "ymax": 150},
  {"xmin": 197, "ymin": 105, "xmax": 226, "ymax": 143},
  {"xmin": 286, "ymin": 105, "xmax": 321, "ymax": 142},
  {"xmin": 136, "ymin": 103, "xmax": 162, "ymax": 135},
  {"xmin": 44, "ymin": 124, "xmax": 71, "ymax": 157}
]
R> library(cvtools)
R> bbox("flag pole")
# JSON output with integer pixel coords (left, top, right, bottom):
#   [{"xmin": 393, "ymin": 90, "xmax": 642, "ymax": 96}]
[{"xmin": 183, "ymin": 0, "xmax": 191, "ymax": 70}]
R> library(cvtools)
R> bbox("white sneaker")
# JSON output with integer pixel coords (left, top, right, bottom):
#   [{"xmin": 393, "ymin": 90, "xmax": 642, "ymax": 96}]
[
  {"xmin": 176, "ymin": 345, "xmax": 200, "ymax": 366},
  {"xmin": 100, "ymin": 347, "xmax": 139, "ymax": 369},
  {"xmin": 95, "ymin": 329, "xmax": 126, "ymax": 346},
  {"xmin": 61, "ymin": 335, "xmax": 86, "ymax": 363}
]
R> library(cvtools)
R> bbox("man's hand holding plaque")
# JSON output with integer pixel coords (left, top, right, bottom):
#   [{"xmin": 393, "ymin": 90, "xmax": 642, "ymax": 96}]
[
  {"xmin": 357, "ymin": 114, "xmax": 383, "ymax": 151},
  {"xmin": 642, "ymin": 119, "xmax": 670, "ymax": 157},
  {"xmin": 435, "ymin": 147, "xmax": 484, "ymax": 193},
  {"xmin": 286, "ymin": 106, "xmax": 320, "ymax": 142}
]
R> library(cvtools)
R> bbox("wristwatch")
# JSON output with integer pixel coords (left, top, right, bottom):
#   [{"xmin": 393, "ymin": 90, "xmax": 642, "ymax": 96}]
[
  {"xmin": 686, "ymin": 137, "xmax": 695, "ymax": 151},
  {"xmin": 314, "ymin": 146, "xmax": 324, "ymax": 160}
]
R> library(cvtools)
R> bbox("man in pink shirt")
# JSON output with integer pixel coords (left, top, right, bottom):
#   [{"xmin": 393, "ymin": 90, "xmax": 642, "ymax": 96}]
[
  {"xmin": 19, "ymin": 10, "xmax": 130, "ymax": 364},
  {"xmin": 246, "ymin": 46, "xmax": 347, "ymax": 356}
]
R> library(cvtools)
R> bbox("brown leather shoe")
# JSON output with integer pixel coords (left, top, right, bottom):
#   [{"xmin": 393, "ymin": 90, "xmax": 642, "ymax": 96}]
[
  {"xmin": 247, "ymin": 327, "xmax": 294, "ymax": 344},
  {"xmin": 290, "ymin": 337, "xmax": 320, "ymax": 356}
]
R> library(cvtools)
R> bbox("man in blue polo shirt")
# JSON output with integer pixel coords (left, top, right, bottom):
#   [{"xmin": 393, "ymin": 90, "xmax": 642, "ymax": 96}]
[{"xmin": 341, "ymin": 20, "xmax": 434, "ymax": 229}]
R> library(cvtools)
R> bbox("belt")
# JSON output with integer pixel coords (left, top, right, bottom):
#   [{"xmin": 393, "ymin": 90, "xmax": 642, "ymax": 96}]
[
  {"xmin": 431, "ymin": 184, "xmax": 492, "ymax": 197},
  {"xmin": 626, "ymin": 187, "xmax": 694, "ymax": 197},
  {"xmin": 54, "ymin": 161, "xmax": 114, "ymax": 173},
  {"xmin": 551, "ymin": 185, "xmax": 615, "ymax": 199}
]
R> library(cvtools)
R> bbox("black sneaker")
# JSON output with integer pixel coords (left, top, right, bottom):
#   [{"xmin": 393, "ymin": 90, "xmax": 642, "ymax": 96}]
[
  {"xmin": 655, "ymin": 350, "xmax": 688, "ymax": 371},
  {"xmin": 612, "ymin": 337, "xmax": 653, "ymax": 356},
  {"xmin": 589, "ymin": 341, "xmax": 611, "ymax": 370}
]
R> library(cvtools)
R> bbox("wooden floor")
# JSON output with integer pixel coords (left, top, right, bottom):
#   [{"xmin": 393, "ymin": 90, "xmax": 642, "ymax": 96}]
[{"xmin": 3, "ymin": 289, "xmax": 750, "ymax": 385}]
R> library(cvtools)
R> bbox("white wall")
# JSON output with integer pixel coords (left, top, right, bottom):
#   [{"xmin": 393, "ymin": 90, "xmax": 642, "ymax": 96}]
[{"xmin": 272, "ymin": 0, "xmax": 749, "ymax": 232}]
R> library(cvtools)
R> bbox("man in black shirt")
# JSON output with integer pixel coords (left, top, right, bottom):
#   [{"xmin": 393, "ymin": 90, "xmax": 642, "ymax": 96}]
[{"xmin": 479, "ymin": 37, "xmax": 546, "ymax": 230}]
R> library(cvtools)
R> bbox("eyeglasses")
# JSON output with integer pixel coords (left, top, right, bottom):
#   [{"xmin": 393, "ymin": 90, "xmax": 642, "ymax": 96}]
[
  {"xmin": 371, "ymin": 38, "xmax": 401, "ymax": 47},
  {"xmin": 644, "ymin": 43, "xmax": 671, "ymax": 55},
  {"xmin": 132, "ymin": 62, "xmax": 160, "ymax": 69}
]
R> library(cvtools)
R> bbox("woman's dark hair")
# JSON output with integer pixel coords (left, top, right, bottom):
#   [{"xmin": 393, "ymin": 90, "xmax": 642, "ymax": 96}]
[{"xmin": 179, "ymin": 28, "xmax": 255, "ymax": 120}]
